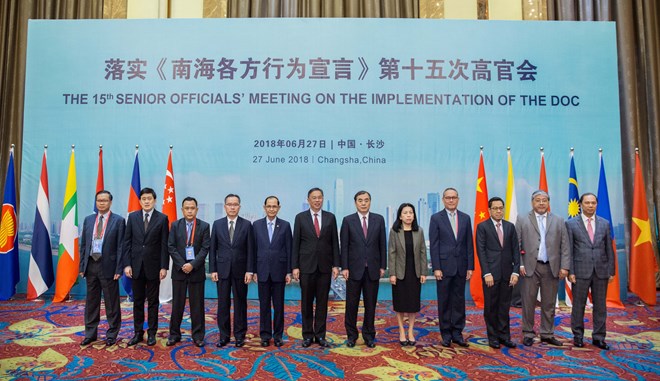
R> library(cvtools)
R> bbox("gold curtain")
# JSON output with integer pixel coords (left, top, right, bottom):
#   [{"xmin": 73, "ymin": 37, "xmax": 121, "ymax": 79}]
[
  {"xmin": 547, "ymin": 0, "xmax": 660, "ymax": 286},
  {"xmin": 227, "ymin": 0, "xmax": 418, "ymax": 18},
  {"xmin": 0, "ymin": 0, "xmax": 102, "ymax": 209}
]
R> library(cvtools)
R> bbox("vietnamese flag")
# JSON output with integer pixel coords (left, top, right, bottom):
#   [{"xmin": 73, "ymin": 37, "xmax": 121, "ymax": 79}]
[{"xmin": 629, "ymin": 150, "xmax": 658, "ymax": 306}]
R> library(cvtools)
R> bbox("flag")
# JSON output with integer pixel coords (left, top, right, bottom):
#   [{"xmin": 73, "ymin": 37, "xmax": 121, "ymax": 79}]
[
  {"xmin": 123, "ymin": 148, "xmax": 141, "ymax": 299},
  {"xmin": 94, "ymin": 146, "xmax": 104, "ymax": 213},
  {"xmin": 539, "ymin": 150, "xmax": 550, "ymax": 211},
  {"xmin": 53, "ymin": 148, "xmax": 79, "ymax": 302},
  {"xmin": 629, "ymin": 150, "xmax": 658, "ymax": 306},
  {"xmin": 27, "ymin": 148, "xmax": 54, "ymax": 300},
  {"xmin": 504, "ymin": 149, "xmax": 517, "ymax": 223},
  {"xmin": 564, "ymin": 150, "xmax": 582, "ymax": 307},
  {"xmin": 596, "ymin": 151, "xmax": 624, "ymax": 308},
  {"xmin": 160, "ymin": 147, "xmax": 177, "ymax": 303},
  {"xmin": 0, "ymin": 147, "xmax": 19, "ymax": 300},
  {"xmin": 470, "ymin": 149, "xmax": 488, "ymax": 308}
]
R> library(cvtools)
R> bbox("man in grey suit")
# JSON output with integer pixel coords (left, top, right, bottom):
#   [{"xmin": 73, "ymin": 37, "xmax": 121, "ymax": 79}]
[
  {"xmin": 566, "ymin": 193, "xmax": 615, "ymax": 350},
  {"xmin": 79, "ymin": 190, "xmax": 125, "ymax": 347},
  {"xmin": 516, "ymin": 190, "xmax": 570, "ymax": 347}
]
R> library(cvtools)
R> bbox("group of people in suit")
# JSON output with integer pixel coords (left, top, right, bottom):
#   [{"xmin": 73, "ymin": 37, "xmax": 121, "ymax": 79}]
[{"xmin": 78, "ymin": 186, "xmax": 614, "ymax": 352}]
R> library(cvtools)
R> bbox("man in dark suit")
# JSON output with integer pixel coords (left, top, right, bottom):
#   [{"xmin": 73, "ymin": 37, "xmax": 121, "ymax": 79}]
[
  {"xmin": 79, "ymin": 190, "xmax": 125, "ymax": 347},
  {"xmin": 292, "ymin": 187, "xmax": 340, "ymax": 348},
  {"xmin": 566, "ymin": 193, "xmax": 615, "ymax": 350},
  {"xmin": 210, "ymin": 194, "xmax": 255, "ymax": 348},
  {"xmin": 341, "ymin": 190, "xmax": 386, "ymax": 348},
  {"xmin": 475, "ymin": 197, "xmax": 520, "ymax": 349},
  {"xmin": 167, "ymin": 197, "xmax": 210, "ymax": 348},
  {"xmin": 516, "ymin": 190, "xmax": 570, "ymax": 347},
  {"xmin": 123, "ymin": 187, "xmax": 170, "ymax": 347},
  {"xmin": 253, "ymin": 196, "xmax": 292, "ymax": 347},
  {"xmin": 429, "ymin": 187, "xmax": 474, "ymax": 348}
]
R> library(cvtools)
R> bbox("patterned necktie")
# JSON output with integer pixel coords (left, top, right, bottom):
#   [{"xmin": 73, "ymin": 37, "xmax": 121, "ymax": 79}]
[
  {"xmin": 95, "ymin": 215, "xmax": 104, "ymax": 239},
  {"xmin": 268, "ymin": 221, "xmax": 274, "ymax": 242},
  {"xmin": 587, "ymin": 218, "xmax": 594, "ymax": 243},
  {"xmin": 314, "ymin": 213, "xmax": 320, "ymax": 237},
  {"xmin": 186, "ymin": 222, "xmax": 193, "ymax": 246},
  {"xmin": 229, "ymin": 220, "xmax": 235, "ymax": 244},
  {"xmin": 496, "ymin": 222, "xmax": 504, "ymax": 247},
  {"xmin": 362, "ymin": 216, "xmax": 368, "ymax": 239},
  {"xmin": 144, "ymin": 213, "xmax": 150, "ymax": 231}
]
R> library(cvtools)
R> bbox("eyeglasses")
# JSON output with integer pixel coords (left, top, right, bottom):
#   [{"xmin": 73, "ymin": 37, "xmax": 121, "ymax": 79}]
[
  {"xmin": 226, "ymin": 203, "xmax": 240, "ymax": 207},
  {"xmin": 443, "ymin": 196, "xmax": 458, "ymax": 200},
  {"xmin": 489, "ymin": 206, "xmax": 504, "ymax": 211}
]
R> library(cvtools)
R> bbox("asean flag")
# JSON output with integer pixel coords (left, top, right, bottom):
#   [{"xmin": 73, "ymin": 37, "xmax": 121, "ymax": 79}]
[{"xmin": 0, "ymin": 147, "xmax": 19, "ymax": 300}]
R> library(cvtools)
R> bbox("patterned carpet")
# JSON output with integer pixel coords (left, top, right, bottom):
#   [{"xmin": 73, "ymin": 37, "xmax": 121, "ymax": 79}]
[{"xmin": 1, "ymin": 295, "xmax": 659, "ymax": 380}]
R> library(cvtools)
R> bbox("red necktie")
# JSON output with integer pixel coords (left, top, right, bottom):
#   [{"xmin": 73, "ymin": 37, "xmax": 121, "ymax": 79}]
[
  {"xmin": 362, "ymin": 216, "xmax": 368, "ymax": 239},
  {"xmin": 314, "ymin": 213, "xmax": 320, "ymax": 237}
]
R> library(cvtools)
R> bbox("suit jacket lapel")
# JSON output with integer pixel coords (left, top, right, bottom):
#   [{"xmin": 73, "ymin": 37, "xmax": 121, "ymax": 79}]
[
  {"xmin": 529, "ymin": 212, "xmax": 540, "ymax": 235},
  {"xmin": 441, "ymin": 210, "xmax": 457, "ymax": 242},
  {"xmin": 486, "ymin": 220, "xmax": 502, "ymax": 248}
]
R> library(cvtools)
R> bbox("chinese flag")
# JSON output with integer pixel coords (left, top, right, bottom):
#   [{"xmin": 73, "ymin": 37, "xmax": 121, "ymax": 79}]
[
  {"xmin": 470, "ymin": 149, "xmax": 489, "ymax": 308},
  {"xmin": 539, "ymin": 150, "xmax": 550, "ymax": 211},
  {"xmin": 629, "ymin": 151, "xmax": 658, "ymax": 305},
  {"xmin": 162, "ymin": 148, "xmax": 177, "ymax": 227}
]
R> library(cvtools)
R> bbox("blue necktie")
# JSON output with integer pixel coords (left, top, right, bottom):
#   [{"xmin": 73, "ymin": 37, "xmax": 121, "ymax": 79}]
[
  {"xmin": 538, "ymin": 215, "xmax": 547, "ymax": 262},
  {"xmin": 268, "ymin": 221, "xmax": 274, "ymax": 242}
]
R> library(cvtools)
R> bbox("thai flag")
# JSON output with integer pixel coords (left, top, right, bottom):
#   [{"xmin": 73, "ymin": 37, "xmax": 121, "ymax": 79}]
[
  {"xmin": 0, "ymin": 147, "xmax": 19, "ymax": 300},
  {"xmin": 27, "ymin": 148, "xmax": 54, "ymax": 299}
]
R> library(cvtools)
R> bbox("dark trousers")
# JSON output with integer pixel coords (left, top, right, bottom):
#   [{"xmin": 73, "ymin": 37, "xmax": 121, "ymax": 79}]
[
  {"xmin": 84, "ymin": 258, "xmax": 121, "ymax": 340},
  {"xmin": 300, "ymin": 271, "xmax": 331, "ymax": 340},
  {"xmin": 132, "ymin": 267, "xmax": 160, "ymax": 336},
  {"xmin": 437, "ymin": 275, "xmax": 466, "ymax": 341},
  {"xmin": 345, "ymin": 271, "xmax": 379, "ymax": 342},
  {"xmin": 169, "ymin": 278, "xmax": 205, "ymax": 341},
  {"xmin": 571, "ymin": 270, "xmax": 608, "ymax": 341},
  {"xmin": 217, "ymin": 275, "xmax": 248, "ymax": 341},
  {"xmin": 258, "ymin": 277, "xmax": 285, "ymax": 340},
  {"xmin": 483, "ymin": 279, "xmax": 513, "ymax": 342}
]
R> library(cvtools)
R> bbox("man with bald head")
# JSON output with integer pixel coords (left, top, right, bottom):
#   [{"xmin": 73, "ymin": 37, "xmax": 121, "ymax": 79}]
[{"xmin": 516, "ymin": 190, "xmax": 570, "ymax": 347}]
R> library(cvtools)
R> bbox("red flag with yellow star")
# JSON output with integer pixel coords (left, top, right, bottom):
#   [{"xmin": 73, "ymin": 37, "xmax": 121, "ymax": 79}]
[
  {"xmin": 539, "ymin": 150, "xmax": 551, "ymax": 212},
  {"xmin": 629, "ymin": 151, "xmax": 658, "ymax": 305},
  {"xmin": 471, "ymin": 149, "xmax": 489, "ymax": 308}
]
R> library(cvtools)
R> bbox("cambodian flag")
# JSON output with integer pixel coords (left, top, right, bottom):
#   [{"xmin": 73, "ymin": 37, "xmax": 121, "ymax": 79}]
[
  {"xmin": 123, "ymin": 148, "xmax": 141, "ymax": 299},
  {"xmin": 27, "ymin": 147, "xmax": 54, "ymax": 300},
  {"xmin": 0, "ymin": 147, "xmax": 19, "ymax": 300}
]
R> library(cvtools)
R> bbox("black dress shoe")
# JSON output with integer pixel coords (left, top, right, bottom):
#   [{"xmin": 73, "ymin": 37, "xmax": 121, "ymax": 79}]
[
  {"xmin": 523, "ymin": 337, "xmax": 534, "ymax": 346},
  {"xmin": 317, "ymin": 338, "xmax": 330, "ymax": 347},
  {"xmin": 105, "ymin": 338, "xmax": 116, "ymax": 346},
  {"xmin": 127, "ymin": 334, "xmax": 144, "ymax": 346},
  {"xmin": 80, "ymin": 337, "xmax": 96, "ymax": 346},
  {"xmin": 452, "ymin": 339, "xmax": 469, "ymax": 347},
  {"xmin": 488, "ymin": 341, "xmax": 501, "ymax": 349},
  {"xmin": 407, "ymin": 341, "xmax": 416, "ymax": 347},
  {"xmin": 499, "ymin": 339, "xmax": 516, "ymax": 348},
  {"xmin": 346, "ymin": 340, "xmax": 356, "ymax": 347},
  {"xmin": 573, "ymin": 337, "xmax": 584, "ymax": 348},
  {"xmin": 194, "ymin": 339, "xmax": 205, "ymax": 347},
  {"xmin": 216, "ymin": 338, "xmax": 229, "ymax": 347},
  {"xmin": 365, "ymin": 341, "xmax": 375, "ymax": 348},
  {"xmin": 592, "ymin": 340, "xmax": 610, "ymax": 350},
  {"xmin": 235, "ymin": 339, "xmax": 245, "ymax": 347},
  {"xmin": 441, "ymin": 339, "xmax": 452, "ymax": 347},
  {"xmin": 400, "ymin": 340, "xmax": 409, "ymax": 346},
  {"xmin": 261, "ymin": 340, "xmax": 270, "ymax": 347},
  {"xmin": 274, "ymin": 339, "xmax": 284, "ymax": 347},
  {"xmin": 166, "ymin": 337, "xmax": 180, "ymax": 347},
  {"xmin": 540, "ymin": 337, "xmax": 563, "ymax": 346},
  {"xmin": 147, "ymin": 335, "xmax": 157, "ymax": 346},
  {"xmin": 302, "ymin": 339, "xmax": 312, "ymax": 348}
]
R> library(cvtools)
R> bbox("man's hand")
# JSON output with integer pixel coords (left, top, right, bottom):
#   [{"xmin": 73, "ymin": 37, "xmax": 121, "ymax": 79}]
[
  {"xmin": 244, "ymin": 273, "xmax": 252, "ymax": 284},
  {"xmin": 341, "ymin": 269, "xmax": 349, "ymax": 280},
  {"xmin": 466, "ymin": 270, "xmax": 473, "ymax": 280},
  {"xmin": 211, "ymin": 272, "xmax": 218, "ymax": 282},
  {"xmin": 182, "ymin": 263, "xmax": 192, "ymax": 274},
  {"xmin": 113, "ymin": 274, "xmax": 121, "ymax": 281},
  {"xmin": 159, "ymin": 269, "xmax": 167, "ymax": 280},
  {"xmin": 420, "ymin": 275, "xmax": 426, "ymax": 284},
  {"xmin": 285, "ymin": 274, "xmax": 292, "ymax": 285},
  {"xmin": 568, "ymin": 274, "xmax": 576, "ymax": 283},
  {"xmin": 484, "ymin": 274, "xmax": 494, "ymax": 287},
  {"xmin": 608, "ymin": 276, "xmax": 615, "ymax": 284},
  {"xmin": 559, "ymin": 269, "xmax": 569, "ymax": 279},
  {"xmin": 509, "ymin": 274, "xmax": 519, "ymax": 286},
  {"xmin": 434, "ymin": 269, "xmax": 443, "ymax": 281},
  {"xmin": 389, "ymin": 275, "xmax": 396, "ymax": 285},
  {"xmin": 520, "ymin": 266, "xmax": 526, "ymax": 277},
  {"xmin": 292, "ymin": 268, "xmax": 300, "ymax": 281},
  {"xmin": 332, "ymin": 267, "xmax": 340, "ymax": 280},
  {"xmin": 124, "ymin": 266, "xmax": 133, "ymax": 278}
]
